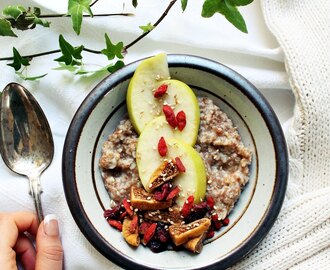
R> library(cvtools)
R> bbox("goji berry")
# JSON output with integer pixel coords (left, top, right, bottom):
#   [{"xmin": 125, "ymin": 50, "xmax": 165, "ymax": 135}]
[
  {"xmin": 166, "ymin": 186, "xmax": 180, "ymax": 200},
  {"xmin": 119, "ymin": 211, "xmax": 127, "ymax": 221},
  {"xmin": 122, "ymin": 198, "xmax": 133, "ymax": 216},
  {"xmin": 222, "ymin": 217, "xmax": 230, "ymax": 226},
  {"xmin": 154, "ymin": 84, "xmax": 168, "ymax": 98},
  {"xmin": 139, "ymin": 222, "xmax": 151, "ymax": 235},
  {"xmin": 162, "ymin": 105, "xmax": 177, "ymax": 128},
  {"xmin": 181, "ymin": 195, "xmax": 194, "ymax": 218},
  {"xmin": 157, "ymin": 136, "xmax": 167, "ymax": 156},
  {"xmin": 176, "ymin": 110, "xmax": 186, "ymax": 131},
  {"xmin": 143, "ymin": 223, "xmax": 157, "ymax": 244},
  {"xmin": 175, "ymin": 157, "xmax": 186, "ymax": 173},
  {"xmin": 108, "ymin": 219, "xmax": 123, "ymax": 231},
  {"xmin": 129, "ymin": 215, "xmax": 139, "ymax": 233}
]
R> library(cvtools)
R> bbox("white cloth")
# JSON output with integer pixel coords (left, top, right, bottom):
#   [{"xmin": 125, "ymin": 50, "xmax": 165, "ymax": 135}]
[
  {"xmin": 232, "ymin": 1, "xmax": 330, "ymax": 269},
  {"xmin": 0, "ymin": 0, "xmax": 328, "ymax": 269}
]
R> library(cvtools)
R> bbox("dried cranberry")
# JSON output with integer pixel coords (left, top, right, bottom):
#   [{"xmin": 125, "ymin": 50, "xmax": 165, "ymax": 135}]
[
  {"xmin": 154, "ymin": 183, "xmax": 170, "ymax": 201},
  {"xmin": 194, "ymin": 201, "xmax": 210, "ymax": 212},
  {"xmin": 185, "ymin": 202, "xmax": 209, "ymax": 223},
  {"xmin": 148, "ymin": 239, "xmax": 168, "ymax": 253},
  {"xmin": 206, "ymin": 196, "xmax": 215, "ymax": 209},
  {"xmin": 104, "ymin": 204, "xmax": 125, "ymax": 220},
  {"xmin": 211, "ymin": 214, "xmax": 222, "ymax": 230},
  {"xmin": 154, "ymin": 223, "xmax": 170, "ymax": 243},
  {"xmin": 222, "ymin": 217, "xmax": 230, "ymax": 226},
  {"xmin": 206, "ymin": 229, "xmax": 215, "ymax": 239}
]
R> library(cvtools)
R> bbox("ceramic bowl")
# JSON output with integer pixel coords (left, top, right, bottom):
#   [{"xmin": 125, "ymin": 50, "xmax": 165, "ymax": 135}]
[{"xmin": 62, "ymin": 54, "xmax": 288, "ymax": 270}]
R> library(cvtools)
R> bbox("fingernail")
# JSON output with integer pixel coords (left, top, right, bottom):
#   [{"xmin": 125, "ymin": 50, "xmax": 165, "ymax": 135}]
[{"xmin": 44, "ymin": 214, "xmax": 59, "ymax": 237}]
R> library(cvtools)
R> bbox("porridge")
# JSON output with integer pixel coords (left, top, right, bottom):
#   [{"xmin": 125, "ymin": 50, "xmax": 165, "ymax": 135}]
[
  {"xmin": 196, "ymin": 97, "xmax": 252, "ymax": 220},
  {"xmin": 100, "ymin": 97, "xmax": 251, "ymax": 223},
  {"xmin": 99, "ymin": 120, "xmax": 140, "ymax": 205}
]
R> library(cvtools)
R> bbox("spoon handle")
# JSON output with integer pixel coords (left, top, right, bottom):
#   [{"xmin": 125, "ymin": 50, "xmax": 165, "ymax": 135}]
[{"xmin": 29, "ymin": 175, "xmax": 44, "ymax": 223}]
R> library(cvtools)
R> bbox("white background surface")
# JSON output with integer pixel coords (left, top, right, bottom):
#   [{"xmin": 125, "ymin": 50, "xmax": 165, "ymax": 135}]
[{"xmin": 0, "ymin": 0, "xmax": 294, "ymax": 269}]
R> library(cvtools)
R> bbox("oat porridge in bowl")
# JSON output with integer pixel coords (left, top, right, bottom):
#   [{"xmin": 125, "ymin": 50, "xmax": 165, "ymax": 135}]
[{"xmin": 62, "ymin": 54, "xmax": 288, "ymax": 270}]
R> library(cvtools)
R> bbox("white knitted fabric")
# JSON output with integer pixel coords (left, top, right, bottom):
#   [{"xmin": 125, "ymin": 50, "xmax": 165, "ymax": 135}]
[{"xmin": 233, "ymin": 0, "xmax": 330, "ymax": 269}]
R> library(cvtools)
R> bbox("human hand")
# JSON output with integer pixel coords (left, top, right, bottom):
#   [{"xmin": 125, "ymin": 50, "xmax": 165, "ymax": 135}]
[{"xmin": 0, "ymin": 211, "xmax": 63, "ymax": 270}]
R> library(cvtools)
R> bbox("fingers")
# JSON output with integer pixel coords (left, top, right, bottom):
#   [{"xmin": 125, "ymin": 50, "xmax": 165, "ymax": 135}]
[
  {"xmin": 0, "ymin": 211, "xmax": 38, "ymax": 248},
  {"xmin": 0, "ymin": 212, "xmax": 38, "ymax": 269},
  {"xmin": 15, "ymin": 234, "xmax": 36, "ymax": 270},
  {"xmin": 36, "ymin": 214, "xmax": 63, "ymax": 270}
]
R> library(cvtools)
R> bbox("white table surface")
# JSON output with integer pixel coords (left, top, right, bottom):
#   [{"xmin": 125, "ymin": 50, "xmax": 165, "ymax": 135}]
[{"xmin": 0, "ymin": 0, "xmax": 295, "ymax": 269}]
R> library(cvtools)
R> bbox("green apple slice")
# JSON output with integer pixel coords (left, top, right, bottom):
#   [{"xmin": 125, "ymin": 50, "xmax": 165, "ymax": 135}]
[
  {"xmin": 127, "ymin": 55, "xmax": 200, "ymax": 145},
  {"xmin": 127, "ymin": 53, "xmax": 170, "ymax": 133},
  {"xmin": 136, "ymin": 118, "xmax": 206, "ymax": 206}
]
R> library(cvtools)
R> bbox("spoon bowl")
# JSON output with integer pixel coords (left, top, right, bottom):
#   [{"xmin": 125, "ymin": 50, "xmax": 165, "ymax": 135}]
[{"xmin": 0, "ymin": 83, "xmax": 54, "ymax": 223}]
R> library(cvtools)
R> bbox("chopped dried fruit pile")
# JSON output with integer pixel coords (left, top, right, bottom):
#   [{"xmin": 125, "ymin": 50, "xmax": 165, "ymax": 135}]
[{"xmin": 104, "ymin": 185, "xmax": 230, "ymax": 253}]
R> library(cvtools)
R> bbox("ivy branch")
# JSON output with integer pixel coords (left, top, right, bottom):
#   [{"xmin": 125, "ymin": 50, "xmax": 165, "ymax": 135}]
[{"xmin": 0, "ymin": 0, "xmax": 254, "ymax": 80}]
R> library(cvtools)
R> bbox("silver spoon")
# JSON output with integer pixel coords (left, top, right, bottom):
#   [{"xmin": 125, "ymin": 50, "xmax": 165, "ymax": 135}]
[{"xmin": 0, "ymin": 83, "xmax": 54, "ymax": 223}]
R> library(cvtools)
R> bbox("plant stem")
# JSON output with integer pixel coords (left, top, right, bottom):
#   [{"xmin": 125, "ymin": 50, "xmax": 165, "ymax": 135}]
[
  {"xmin": 0, "ymin": 0, "xmax": 178, "ymax": 62},
  {"xmin": 123, "ymin": 0, "xmax": 177, "ymax": 51},
  {"xmin": 37, "ymin": 13, "xmax": 133, "ymax": 18},
  {"xmin": 0, "ymin": 48, "xmax": 101, "ymax": 61},
  {"xmin": 83, "ymin": 48, "xmax": 101, "ymax": 54},
  {"xmin": 90, "ymin": 0, "xmax": 99, "ymax": 7}
]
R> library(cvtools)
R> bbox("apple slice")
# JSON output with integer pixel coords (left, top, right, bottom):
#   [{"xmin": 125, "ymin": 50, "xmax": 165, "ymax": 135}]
[
  {"xmin": 127, "ymin": 53, "xmax": 170, "ymax": 133},
  {"xmin": 136, "ymin": 118, "xmax": 206, "ymax": 206},
  {"xmin": 127, "ymin": 55, "xmax": 200, "ymax": 145}
]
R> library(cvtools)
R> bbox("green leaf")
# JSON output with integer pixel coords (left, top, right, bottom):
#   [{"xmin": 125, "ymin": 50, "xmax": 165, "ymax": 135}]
[
  {"xmin": 30, "ymin": 7, "xmax": 50, "ymax": 27},
  {"xmin": 181, "ymin": 0, "xmax": 188, "ymax": 11},
  {"xmin": 228, "ymin": 0, "xmax": 254, "ymax": 6},
  {"xmin": 7, "ymin": 47, "xmax": 30, "ymax": 71},
  {"xmin": 68, "ymin": 0, "xmax": 93, "ymax": 35},
  {"xmin": 101, "ymin": 33, "xmax": 124, "ymax": 60},
  {"xmin": 202, "ymin": 0, "xmax": 248, "ymax": 33},
  {"xmin": 54, "ymin": 34, "xmax": 84, "ymax": 66},
  {"xmin": 16, "ymin": 71, "xmax": 47, "ymax": 81},
  {"xmin": 139, "ymin": 23, "xmax": 154, "ymax": 33},
  {"xmin": 132, "ymin": 0, "xmax": 138, "ymax": 8},
  {"xmin": 3, "ymin": 5, "xmax": 26, "ymax": 20},
  {"xmin": 107, "ymin": 60, "xmax": 125, "ymax": 73},
  {"xmin": 202, "ymin": 0, "xmax": 218, "ymax": 17},
  {"xmin": 3, "ymin": 6, "xmax": 50, "ymax": 31},
  {"xmin": 32, "ymin": 16, "xmax": 50, "ymax": 27},
  {"xmin": 0, "ymin": 18, "xmax": 17, "ymax": 37}
]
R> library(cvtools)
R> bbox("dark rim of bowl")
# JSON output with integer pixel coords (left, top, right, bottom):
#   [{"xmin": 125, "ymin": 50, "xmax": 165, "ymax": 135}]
[{"xmin": 62, "ymin": 54, "xmax": 288, "ymax": 270}]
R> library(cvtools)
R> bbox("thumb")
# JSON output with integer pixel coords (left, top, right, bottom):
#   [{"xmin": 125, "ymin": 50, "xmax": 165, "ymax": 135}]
[{"xmin": 35, "ymin": 214, "xmax": 63, "ymax": 270}]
